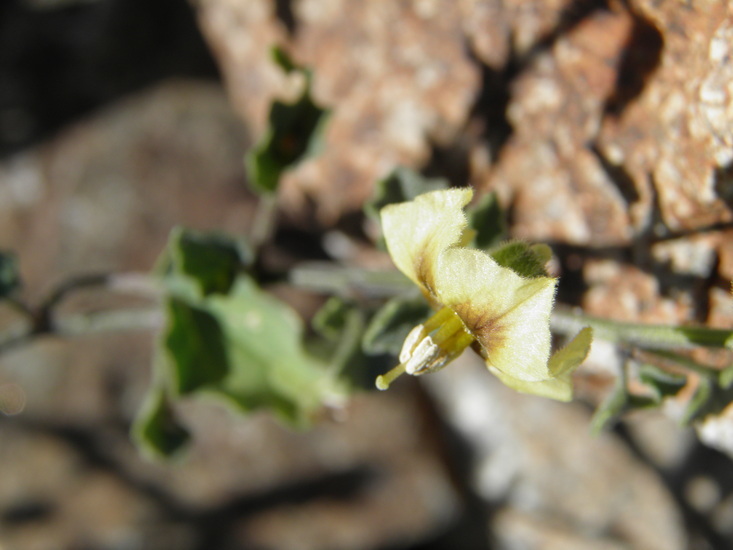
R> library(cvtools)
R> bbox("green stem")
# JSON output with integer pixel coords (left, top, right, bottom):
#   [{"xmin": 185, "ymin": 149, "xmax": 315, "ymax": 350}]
[
  {"xmin": 551, "ymin": 306, "xmax": 733, "ymax": 351},
  {"xmin": 249, "ymin": 193, "xmax": 278, "ymax": 250},
  {"xmin": 638, "ymin": 348, "xmax": 722, "ymax": 380},
  {"xmin": 290, "ymin": 264, "xmax": 413, "ymax": 298},
  {"xmin": 0, "ymin": 307, "xmax": 162, "ymax": 354}
]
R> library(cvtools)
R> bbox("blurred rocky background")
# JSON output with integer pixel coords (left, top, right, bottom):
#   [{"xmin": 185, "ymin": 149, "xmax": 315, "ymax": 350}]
[{"xmin": 1, "ymin": 0, "xmax": 733, "ymax": 549}]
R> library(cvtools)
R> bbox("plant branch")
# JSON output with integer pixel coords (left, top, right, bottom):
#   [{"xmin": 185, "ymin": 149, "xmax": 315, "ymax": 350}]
[
  {"xmin": 0, "ymin": 271, "xmax": 162, "ymax": 355},
  {"xmin": 0, "ymin": 307, "xmax": 163, "ymax": 355},
  {"xmin": 551, "ymin": 306, "xmax": 733, "ymax": 351}
]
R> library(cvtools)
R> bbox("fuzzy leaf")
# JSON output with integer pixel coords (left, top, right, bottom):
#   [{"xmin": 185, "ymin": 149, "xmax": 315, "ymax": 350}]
[
  {"xmin": 132, "ymin": 387, "xmax": 190, "ymax": 459},
  {"xmin": 549, "ymin": 327, "xmax": 593, "ymax": 377},
  {"xmin": 490, "ymin": 241, "xmax": 551, "ymax": 279}
]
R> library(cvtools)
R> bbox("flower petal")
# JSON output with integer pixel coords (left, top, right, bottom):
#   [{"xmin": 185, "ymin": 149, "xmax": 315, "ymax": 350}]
[
  {"xmin": 433, "ymin": 248, "xmax": 557, "ymax": 381},
  {"xmin": 489, "ymin": 327, "xmax": 593, "ymax": 401},
  {"xmin": 488, "ymin": 367, "xmax": 574, "ymax": 401},
  {"xmin": 381, "ymin": 188, "xmax": 473, "ymax": 296}
]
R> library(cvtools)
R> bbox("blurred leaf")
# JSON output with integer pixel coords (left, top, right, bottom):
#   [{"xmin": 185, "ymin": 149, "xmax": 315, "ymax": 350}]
[
  {"xmin": 364, "ymin": 167, "xmax": 449, "ymax": 221},
  {"xmin": 489, "ymin": 241, "xmax": 551, "ymax": 279},
  {"xmin": 271, "ymin": 45, "xmax": 298, "ymax": 73},
  {"xmin": 165, "ymin": 227, "xmax": 251, "ymax": 297},
  {"xmin": 312, "ymin": 296, "xmax": 354, "ymax": 341},
  {"xmin": 158, "ymin": 275, "xmax": 345, "ymax": 426},
  {"xmin": 164, "ymin": 297, "xmax": 230, "ymax": 394},
  {"xmin": 362, "ymin": 294, "xmax": 431, "ymax": 356},
  {"xmin": 682, "ymin": 377, "xmax": 733, "ymax": 425},
  {"xmin": 0, "ymin": 251, "xmax": 20, "ymax": 299},
  {"xmin": 591, "ymin": 376, "xmax": 630, "ymax": 434},
  {"xmin": 638, "ymin": 363, "xmax": 686, "ymax": 401},
  {"xmin": 132, "ymin": 387, "xmax": 190, "ymax": 459},
  {"xmin": 201, "ymin": 277, "xmax": 345, "ymax": 424},
  {"xmin": 245, "ymin": 66, "xmax": 330, "ymax": 194},
  {"xmin": 683, "ymin": 378, "xmax": 713, "ymax": 424},
  {"xmin": 549, "ymin": 327, "xmax": 594, "ymax": 378},
  {"xmin": 311, "ymin": 296, "xmax": 367, "ymax": 376},
  {"xmin": 467, "ymin": 192, "xmax": 505, "ymax": 250},
  {"xmin": 718, "ymin": 363, "xmax": 733, "ymax": 389}
]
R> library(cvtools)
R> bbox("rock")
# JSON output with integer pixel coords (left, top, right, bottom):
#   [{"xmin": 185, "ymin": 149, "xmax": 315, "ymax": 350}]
[
  {"xmin": 425, "ymin": 354, "xmax": 687, "ymax": 550},
  {"xmin": 196, "ymin": 0, "xmax": 478, "ymax": 224}
]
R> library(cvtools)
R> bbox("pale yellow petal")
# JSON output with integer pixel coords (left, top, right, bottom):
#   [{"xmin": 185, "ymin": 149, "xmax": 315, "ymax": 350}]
[
  {"xmin": 489, "ymin": 328, "xmax": 593, "ymax": 401},
  {"xmin": 433, "ymin": 248, "xmax": 557, "ymax": 381},
  {"xmin": 488, "ymin": 366, "xmax": 574, "ymax": 401},
  {"xmin": 381, "ymin": 188, "xmax": 473, "ymax": 295}
]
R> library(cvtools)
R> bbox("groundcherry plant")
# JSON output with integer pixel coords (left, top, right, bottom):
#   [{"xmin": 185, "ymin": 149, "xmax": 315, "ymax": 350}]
[{"xmin": 375, "ymin": 188, "xmax": 593, "ymax": 401}]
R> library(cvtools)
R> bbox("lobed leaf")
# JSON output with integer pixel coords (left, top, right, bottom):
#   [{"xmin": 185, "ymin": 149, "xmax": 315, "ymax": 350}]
[
  {"xmin": 167, "ymin": 227, "xmax": 250, "ymax": 297},
  {"xmin": 245, "ymin": 61, "xmax": 330, "ymax": 195},
  {"xmin": 132, "ymin": 387, "xmax": 190, "ymax": 459},
  {"xmin": 0, "ymin": 251, "xmax": 20, "ymax": 299}
]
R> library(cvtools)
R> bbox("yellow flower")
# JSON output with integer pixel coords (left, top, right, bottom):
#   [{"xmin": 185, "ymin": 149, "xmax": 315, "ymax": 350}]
[{"xmin": 376, "ymin": 188, "xmax": 591, "ymax": 401}]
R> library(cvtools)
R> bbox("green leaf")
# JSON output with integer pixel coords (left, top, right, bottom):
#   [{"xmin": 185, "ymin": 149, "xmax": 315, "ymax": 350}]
[
  {"xmin": 164, "ymin": 297, "xmax": 230, "ymax": 394},
  {"xmin": 245, "ymin": 83, "xmax": 330, "ymax": 194},
  {"xmin": 166, "ymin": 228, "xmax": 251, "ymax": 297},
  {"xmin": 591, "ymin": 376, "xmax": 630, "ymax": 434},
  {"xmin": 718, "ymin": 363, "xmax": 733, "ymax": 389},
  {"xmin": 682, "ymin": 378, "xmax": 713, "ymax": 424},
  {"xmin": 271, "ymin": 45, "xmax": 298, "ymax": 73},
  {"xmin": 467, "ymin": 192, "xmax": 505, "ymax": 249},
  {"xmin": 362, "ymin": 295, "xmax": 432, "ymax": 356},
  {"xmin": 158, "ymin": 275, "xmax": 346, "ymax": 426},
  {"xmin": 681, "ymin": 377, "xmax": 733, "ymax": 425},
  {"xmin": 638, "ymin": 364, "xmax": 686, "ymax": 401},
  {"xmin": 489, "ymin": 241, "xmax": 551, "ymax": 279},
  {"xmin": 312, "ymin": 296, "xmax": 355, "ymax": 341},
  {"xmin": 0, "ymin": 251, "xmax": 20, "ymax": 299},
  {"xmin": 364, "ymin": 167, "xmax": 449, "ymax": 221},
  {"xmin": 201, "ymin": 277, "xmax": 345, "ymax": 424},
  {"xmin": 549, "ymin": 327, "xmax": 593, "ymax": 378},
  {"xmin": 132, "ymin": 387, "xmax": 190, "ymax": 459},
  {"xmin": 310, "ymin": 296, "xmax": 368, "ymax": 379}
]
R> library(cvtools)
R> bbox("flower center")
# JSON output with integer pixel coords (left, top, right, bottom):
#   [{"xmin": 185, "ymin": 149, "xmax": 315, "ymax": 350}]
[{"xmin": 376, "ymin": 306, "xmax": 474, "ymax": 390}]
